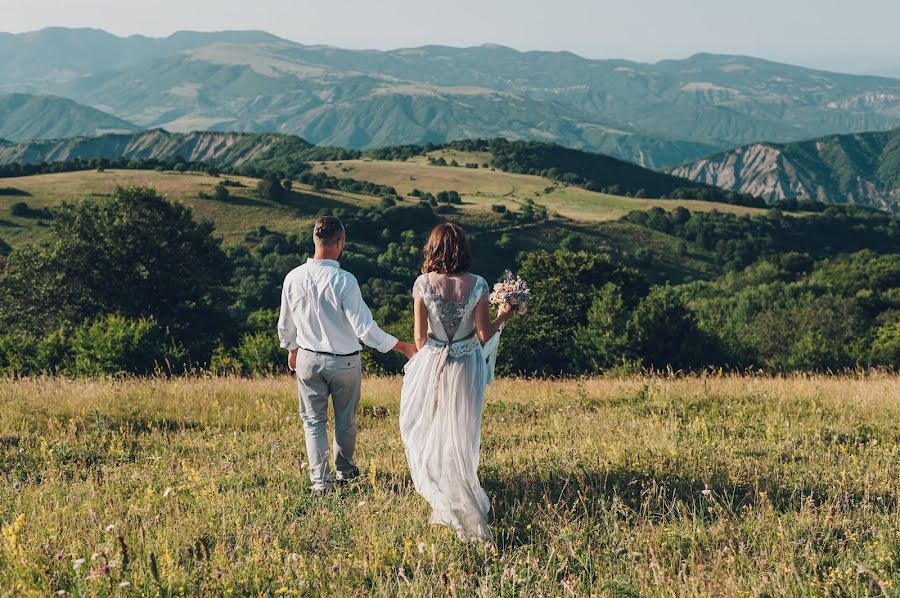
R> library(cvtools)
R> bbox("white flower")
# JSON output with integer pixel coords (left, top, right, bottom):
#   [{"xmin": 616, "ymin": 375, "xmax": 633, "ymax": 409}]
[
  {"xmin": 163, "ymin": 486, "xmax": 174, "ymax": 497},
  {"xmin": 105, "ymin": 524, "xmax": 116, "ymax": 532},
  {"xmin": 119, "ymin": 581, "xmax": 131, "ymax": 588},
  {"xmin": 417, "ymin": 542, "xmax": 426, "ymax": 554},
  {"xmin": 73, "ymin": 558, "xmax": 86, "ymax": 570}
]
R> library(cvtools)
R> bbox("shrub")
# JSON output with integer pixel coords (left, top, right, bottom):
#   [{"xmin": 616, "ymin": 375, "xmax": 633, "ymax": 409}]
[
  {"xmin": 560, "ymin": 233, "xmax": 583, "ymax": 251},
  {"xmin": 236, "ymin": 331, "xmax": 281, "ymax": 375},
  {"xmin": 68, "ymin": 314, "xmax": 168, "ymax": 377}
]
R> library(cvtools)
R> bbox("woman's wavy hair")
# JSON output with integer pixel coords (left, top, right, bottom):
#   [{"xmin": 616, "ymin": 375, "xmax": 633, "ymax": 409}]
[{"xmin": 421, "ymin": 223, "xmax": 472, "ymax": 274}]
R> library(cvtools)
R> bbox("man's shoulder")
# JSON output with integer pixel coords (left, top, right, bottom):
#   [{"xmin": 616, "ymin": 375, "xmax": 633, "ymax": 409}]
[
  {"xmin": 335, "ymin": 267, "xmax": 360, "ymax": 288},
  {"xmin": 283, "ymin": 263, "xmax": 309, "ymax": 284}
]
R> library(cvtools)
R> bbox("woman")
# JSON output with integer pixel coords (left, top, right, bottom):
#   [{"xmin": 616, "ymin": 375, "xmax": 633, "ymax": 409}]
[{"xmin": 399, "ymin": 223, "xmax": 517, "ymax": 543}]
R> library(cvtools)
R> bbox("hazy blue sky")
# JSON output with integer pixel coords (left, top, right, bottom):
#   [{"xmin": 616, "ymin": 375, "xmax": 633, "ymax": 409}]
[{"xmin": 2, "ymin": 0, "xmax": 898, "ymax": 73}]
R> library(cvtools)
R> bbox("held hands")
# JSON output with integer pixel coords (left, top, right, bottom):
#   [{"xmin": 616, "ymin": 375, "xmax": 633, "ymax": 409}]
[{"xmin": 394, "ymin": 341, "xmax": 418, "ymax": 360}]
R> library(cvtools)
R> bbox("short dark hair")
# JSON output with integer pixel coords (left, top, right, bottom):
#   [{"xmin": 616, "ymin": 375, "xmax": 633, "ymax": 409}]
[{"xmin": 313, "ymin": 215, "xmax": 344, "ymax": 245}]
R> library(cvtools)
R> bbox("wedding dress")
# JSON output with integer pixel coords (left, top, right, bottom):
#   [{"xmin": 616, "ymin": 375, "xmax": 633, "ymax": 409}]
[{"xmin": 399, "ymin": 272, "xmax": 500, "ymax": 542}]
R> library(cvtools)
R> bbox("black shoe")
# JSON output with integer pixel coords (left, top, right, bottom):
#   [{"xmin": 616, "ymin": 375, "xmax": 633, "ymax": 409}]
[{"xmin": 336, "ymin": 475, "xmax": 360, "ymax": 486}]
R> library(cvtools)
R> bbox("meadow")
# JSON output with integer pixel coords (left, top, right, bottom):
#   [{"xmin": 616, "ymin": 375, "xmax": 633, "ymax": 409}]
[
  {"xmin": 1, "ymin": 374, "xmax": 898, "ymax": 596},
  {"xmin": 0, "ymin": 170, "xmax": 379, "ymax": 247},
  {"xmin": 315, "ymin": 150, "xmax": 773, "ymax": 223}
]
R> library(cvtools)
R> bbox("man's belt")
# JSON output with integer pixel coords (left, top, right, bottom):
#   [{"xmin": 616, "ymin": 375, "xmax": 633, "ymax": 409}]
[{"xmin": 299, "ymin": 347, "xmax": 361, "ymax": 358}]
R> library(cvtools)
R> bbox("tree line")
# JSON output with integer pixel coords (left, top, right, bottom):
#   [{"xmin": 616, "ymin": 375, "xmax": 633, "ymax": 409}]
[{"xmin": 1, "ymin": 185, "xmax": 896, "ymax": 377}]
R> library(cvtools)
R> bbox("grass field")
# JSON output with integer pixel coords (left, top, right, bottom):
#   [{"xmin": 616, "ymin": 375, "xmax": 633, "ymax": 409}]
[
  {"xmin": 1, "ymin": 375, "xmax": 898, "ymax": 596},
  {"xmin": 312, "ymin": 152, "xmax": 772, "ymax": 222}
]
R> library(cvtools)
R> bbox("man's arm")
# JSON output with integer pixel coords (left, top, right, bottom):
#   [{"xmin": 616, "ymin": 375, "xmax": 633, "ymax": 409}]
[
  {"xmin": 342, "ymin": 276, "xmax": 416, "ymax": 358},
  {"xmin": 277, "ymin": 281, "xmax": 300, "ymax": 370}
]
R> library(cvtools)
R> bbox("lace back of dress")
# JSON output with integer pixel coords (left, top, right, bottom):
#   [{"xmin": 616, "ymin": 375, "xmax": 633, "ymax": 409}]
[{"xmin": 419, "ymin": 273, "xmax": 483, "ymax": 341}]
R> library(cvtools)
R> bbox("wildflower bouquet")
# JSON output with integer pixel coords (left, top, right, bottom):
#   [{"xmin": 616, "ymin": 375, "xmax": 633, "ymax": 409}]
[{"xmin": 489, "ymin": 270, "xmax": 530, "ymax": 315}]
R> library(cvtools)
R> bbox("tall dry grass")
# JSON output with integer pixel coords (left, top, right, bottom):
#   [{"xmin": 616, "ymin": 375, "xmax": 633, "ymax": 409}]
[{"xmin": 1, "ymin": 374, "xmax": 898, "ymax": 596}]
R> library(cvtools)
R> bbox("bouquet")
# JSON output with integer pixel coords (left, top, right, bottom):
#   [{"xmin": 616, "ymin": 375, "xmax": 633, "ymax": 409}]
[{"xmin": 489, "ymin": 270, "xmax": 530, "ymax": 315}]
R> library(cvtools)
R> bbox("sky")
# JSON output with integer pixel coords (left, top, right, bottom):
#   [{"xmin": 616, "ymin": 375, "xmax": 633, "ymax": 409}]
[{"xmin": 1, "ymin": 0, "xmax": 899, "ymax": 74}]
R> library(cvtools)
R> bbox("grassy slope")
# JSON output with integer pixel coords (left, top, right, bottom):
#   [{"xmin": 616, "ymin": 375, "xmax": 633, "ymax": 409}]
[
  {"xmin": 0, "ymin": 375, "xmax": 897, "ymax": 595},
  {"xmin": 312, "ymin": 150, "xmax": 771, "ymax": 223},
  {"xmin": 0, "ymin": 169, "xmax": 379, "ymax": 247}
]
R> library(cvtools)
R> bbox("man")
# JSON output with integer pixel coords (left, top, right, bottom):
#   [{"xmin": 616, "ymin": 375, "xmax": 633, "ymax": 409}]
[{"xmin": 278, "ymin": 215, "xmax": 416, "ymax": 493}]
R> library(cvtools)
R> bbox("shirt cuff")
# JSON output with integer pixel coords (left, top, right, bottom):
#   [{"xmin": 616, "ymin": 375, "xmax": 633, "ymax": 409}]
[
  {"xmin": 377, "ymin": 334, "xmax": 399, "ymax": 353},
  {"xmin": 280, "ymin": 340, "xmax": 299, "ymax": 351}
]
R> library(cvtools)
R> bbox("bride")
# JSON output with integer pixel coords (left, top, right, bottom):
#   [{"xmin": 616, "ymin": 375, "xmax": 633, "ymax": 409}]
[{"xmin": 399, "ymin": 223, "xmax": 519, "ymax": 542}]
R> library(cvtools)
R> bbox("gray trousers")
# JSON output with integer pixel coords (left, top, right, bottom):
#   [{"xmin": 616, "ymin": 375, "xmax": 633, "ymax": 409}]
[{"xmin": 295, "ymin": 351, "xmax": 363, "ymax": 490}]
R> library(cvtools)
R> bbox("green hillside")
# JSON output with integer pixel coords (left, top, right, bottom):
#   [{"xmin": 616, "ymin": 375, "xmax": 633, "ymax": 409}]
[{"xmin": 0, "ymin": 93, "xmax": 139, "ymax": 141}]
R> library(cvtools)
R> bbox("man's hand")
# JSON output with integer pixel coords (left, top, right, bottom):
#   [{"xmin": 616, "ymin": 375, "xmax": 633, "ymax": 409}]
[
  {"xmin": 393, "ymin": 341, "xmax": 417, "ymax": 360},
  {"xmin": 287, "ymin": 348, "xmax": 299, "ymax": 372}
]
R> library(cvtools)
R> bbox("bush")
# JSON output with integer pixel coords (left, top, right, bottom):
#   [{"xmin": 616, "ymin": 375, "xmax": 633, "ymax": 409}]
[
  {"xmin": 236, "ymin": 331, "xmax": 281, "ymax": 375},
  {"xmin": 496, "ymin": 233, "xmax": 513, "ymax": 250},
  {"xmin": 68, "ymin": 314, "xmax": 168, "ymax": 377},
  {"xmin": 209, "ymin": 344, "xmax": 243, "ymax": 376},
  {"xmin": 560, "ymin": 233, "xmax": 582, "ymax": 251},
  {"xmin": 869, "ymin": 321, "xmax": 900, "ymax": 367}
]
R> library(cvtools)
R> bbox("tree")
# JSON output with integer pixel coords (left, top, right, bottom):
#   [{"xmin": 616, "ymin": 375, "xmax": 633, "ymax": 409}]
[
  {"xmin": 213, "ymin": 183, "xmax": 231, "ymax": 201},
  {"xmin": 256, "ymin": 175, "xmax": 286, "ymax": 202},
  {"xmin": 497, "ymin": 250, "xmax": 646, "ymax": 375},
  {"xmin": 626, "ymin": 285, "xmax": 708, "ymax": 370},
  {"xmin": 0, "ymin": 186, "xmax": 232, "ymax": 355}
]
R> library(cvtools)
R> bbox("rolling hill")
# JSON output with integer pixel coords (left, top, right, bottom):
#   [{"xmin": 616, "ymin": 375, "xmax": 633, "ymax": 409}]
[
  {"xmin": 0, "ymin": 93, "xmax": 139, "ymax": 141},
  {"xmin": 0, "ymin": 131, "xmax": 760, "ymax": 209},
  {"xmin": 5, "ymin": 29, "xmax": 900, "ymax": 167},
  {"xmin": 670, "ymin": 127, "xmax": 900, "ymax": 213}
]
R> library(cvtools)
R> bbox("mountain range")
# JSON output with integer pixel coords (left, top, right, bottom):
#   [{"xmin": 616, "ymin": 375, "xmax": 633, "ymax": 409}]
[
  {"xmin": 670, "ymin": 127, "xmax": 900, "ymax": 213},
  {"xmin": 4, "ymin": 28, "xmax": 900, "ymax": 168}
]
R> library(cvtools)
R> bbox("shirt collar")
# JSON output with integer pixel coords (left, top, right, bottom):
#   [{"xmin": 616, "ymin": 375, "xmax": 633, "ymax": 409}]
[{"xmin": 307, "ymin": 257, "xmax": 340, "ymax": 268}]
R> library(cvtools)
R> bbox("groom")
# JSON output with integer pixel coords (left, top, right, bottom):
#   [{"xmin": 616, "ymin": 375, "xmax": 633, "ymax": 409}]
[{"xmin": 278, "ymin": 215, "xmax": 416, "ymax": 493}]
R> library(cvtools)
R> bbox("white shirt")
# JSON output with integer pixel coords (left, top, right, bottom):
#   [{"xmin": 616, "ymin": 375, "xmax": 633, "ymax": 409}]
[{"xmin": 278, "ymin": 258, "xmax": 398, "ymax": 354}]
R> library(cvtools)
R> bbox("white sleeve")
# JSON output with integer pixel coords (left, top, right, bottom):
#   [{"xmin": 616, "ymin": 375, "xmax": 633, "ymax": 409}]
[
  {"xmin": 341, "ymin": 276, "xmax": 398, "ymax": 353},
  {"xmin": 277, "ymin": 279, "xmax": 299, "ymax": 351}
]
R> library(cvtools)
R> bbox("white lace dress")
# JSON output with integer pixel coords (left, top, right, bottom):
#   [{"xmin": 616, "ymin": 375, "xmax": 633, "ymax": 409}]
[{"xmin": 400, "ymin": 272, "xmax": 496, "ymax": 542}]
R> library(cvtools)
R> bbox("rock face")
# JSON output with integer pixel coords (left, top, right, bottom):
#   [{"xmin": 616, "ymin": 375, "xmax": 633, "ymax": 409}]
[
  {"xmin": 670, "ymin": 128, "xmax": 900, "ymax": 213},
  {"xmin": 0, "ymin": 130, "xmax": 293, "ymax": 167}
]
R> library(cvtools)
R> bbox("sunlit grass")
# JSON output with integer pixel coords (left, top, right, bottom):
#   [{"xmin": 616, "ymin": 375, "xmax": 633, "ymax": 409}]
[{"xmin": 1, "ymin": 374, "xmax": 898, "ymax": 595}]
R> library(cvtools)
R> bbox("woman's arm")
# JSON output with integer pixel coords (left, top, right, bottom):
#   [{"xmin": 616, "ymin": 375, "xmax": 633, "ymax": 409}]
[
  {"xmin": 414, "ymin": 296, "xmax": 429, "ymax": 350},
  {"xmin": 474, "ymin": 299, "xmax": 513, "ymax": 344}
]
